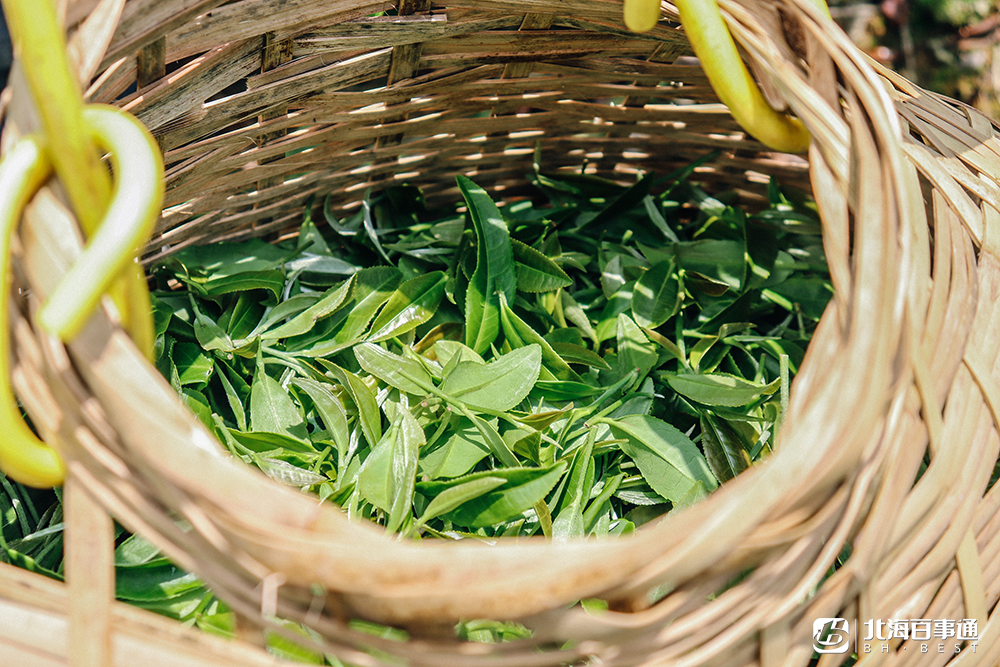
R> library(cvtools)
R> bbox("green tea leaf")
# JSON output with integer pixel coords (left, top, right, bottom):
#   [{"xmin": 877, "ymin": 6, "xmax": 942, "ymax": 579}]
[
  {"xmin": 150, "ymin": 295, "xmax": 173, "ymax": 338},
  {"xmin": 115, "ymin": 534, "xmax": 162, "ymax": 566},
  {"xmin": 560, "ymin": 291, "xmax": 597, "ymax": 343},
  {"xmin": 292, "ymin": 377, "xmax": 351, "ymax": 461},
  {"xmin": 165, "ymin": 238, "xmax": 293, "ymax": 277},
  {"xmin": 254, "ymin": 293, "xmax": 320, "ymax": 334},
  {"xmin": 420, "ymin": 418, "xmax": 491, "ymax": 479},
  {"xmin": 617, "ymin": 313, "xmax": 657, "ymax": 377},
  {"xmin": 191, "ymin": 300, "xmax": 234, "ymax": 353},
  {"xmin": 499, "ymin": 294, "xmax": 581, "ymax": 382},
  {"xmin": 250, "ymin": 362, "xmax": 308, "ymax": 442},
  {"xmin": 318, "ymin": 361, "xmax": 382, "ymax": 448},
  {"xmin": 643, "ymin": 195, "xmax": 679, "ymax": 242},
  {"xmin": 511, "ymin": 238, "xmax": 572, "ymax": 293},
  {"xmin": 416, "ymin": 464, "xmax": 566, "ymax": 529},
  {"xmin": 368, "ymin": 271, "xmax": 447, "ymax": 342},
  {"xmin": 549, "ymin": 342, "xmax": 611, "ymax": 370},
  {"xmin": 666, "ymin": 373, "xmax": 779, "ymax": 407},
  {"xmin": 190, "ymin": 271, "xmax": 285, "ymax": 300},
  {"xmin": 415, "ymin": 477, "xmax": 507, "ymax": 527},
  {"xmin": 552, "ymin": 430, "xmax": 595, "ymax": 540},
  {"xmin": 261, "ymin": 276, "xmax": 354, "ymax": 340},
  {"xmin": 578, "ymin": 172, "xmax": 656, "ymax": 232},
  {"xmin": 533, "ymin": 380, "xmax": 602, "ymax": 401},
  {"xmin": 700, "ymin": 413, "xmax": 752, "ymax": 483},
  {"xmin": 468, "ymin": 414, "xmax": 519, "ymax": 468},
  {"xmin": 674, "ymin": 239, "xmax": 746, "ymax": 290},
  {"xmin": 433, "ymin": 340, "xmax": 485, "ymax": 370},
  {"xmin": 116, "ymin": 559, "xmax": 203, "ymax": 601},
  {"xmin": 255, "ymin": 457, "xmax": 327, "ymax": 487},
  {"xmin": 225, "ymin": 292, "xmax": 266, "ymax": 340},
  {"xmin": 265, "ymin": 620, "xmax": 326, "ymax": 664},
  {"xmin": 507, "ymin": 429, "xmax": 541, "ymax": 465},
  {"xmin": 329, "ymin": 266, "xmax": 402, "ymax": 344},
  {"xmin": 357, "ymin": 408, "xmax": 422, "ymax": 532},
  {"xmin": 354, "ymin": 343, "xmax": 433, "ymax": 396},
  {"xmin": 216, "ymin": 370, "xmax": 246, "ymax": 430},
  {"xmin": 582, "ymin": 472, "xmax": 624, "ymax": 533},
  {"xmin": 173, "ymin": 342, "xmax": 214, "ymax": 386},
  {"xmin": 764, "ymin": 276, "xmax": 835, "ymax": 320},
  {"xmin": 226, "ymin": 429, "xmax": 319, "ymax": 456},
  {"xmin": 440, "ymin": 344, "xmax": 541, "ymax": 413},
  {"xmin": 512, "ymin": 405, "xmax": 574, "ymax": 430},
  {"xmin": 631, "ymin": 259, "xmax": 680, "ymax": 328},
  {"xmin": 459, "ymin": 176, "xmax": 517, "ymax": 353},
  {"xmin": 601, "ymin": 414, "xmax": 717, "ymax": 502}
]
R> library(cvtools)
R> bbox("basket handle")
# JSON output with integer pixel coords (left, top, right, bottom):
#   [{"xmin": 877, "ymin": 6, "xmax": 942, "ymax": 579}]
[
  {"xmin": 1, "ymin": 0, "xmax": 159, "ymax": 354},
  {"xmin": 0, "ymin": 107, "xmax": 162, "ymax": 489},
  {"xmin": 624, "ymin": 0, "xmax": 829, "ymax": 153},
  {"xmin": 0, "ymin": 0, "xmax": 163, "ymax": 488}
]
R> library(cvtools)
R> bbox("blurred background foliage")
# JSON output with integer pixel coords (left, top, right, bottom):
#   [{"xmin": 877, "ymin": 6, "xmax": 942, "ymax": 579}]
[{"xmin": 831, "ymin": 0, "xmax": 1000, "ymax": 117}]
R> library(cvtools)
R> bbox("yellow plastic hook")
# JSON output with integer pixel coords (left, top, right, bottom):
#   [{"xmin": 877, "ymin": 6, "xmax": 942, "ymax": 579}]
[
  {"xmin": 1, "ymin": 0, "xmax": 157, "ymax": 357},
  {"xmin": 623, "ymin": 0, "xmax": 830, "ymax": 154},
  {"xmin": 0, "ymin": 0, "xmax": 163, "ymax": 487},
  {"xmin": 0, "ymin": 107, "xmax": 163, "ymax": 488},
  {"xmin": 38, "ymin": 106, "xmax": 164, "ymax": 341},
  {"xmin": 0, "ymin": 136, "xmax": 65, "ymax": 488}
]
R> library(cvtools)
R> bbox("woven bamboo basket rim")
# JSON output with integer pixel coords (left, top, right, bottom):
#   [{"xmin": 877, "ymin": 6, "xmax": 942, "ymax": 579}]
[{"xmin": 3, "ymin": 0, "xmax": 1000, "ymax": 665}]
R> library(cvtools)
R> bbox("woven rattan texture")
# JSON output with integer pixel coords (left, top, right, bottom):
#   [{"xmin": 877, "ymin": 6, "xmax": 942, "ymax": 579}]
[
  {"xmin": 3, "ymin": 0, "xmax": 1000, "ymax": 665},
  {"xmin": 82, "ymin": 0, "xmax": 817, "ymax": 264}
]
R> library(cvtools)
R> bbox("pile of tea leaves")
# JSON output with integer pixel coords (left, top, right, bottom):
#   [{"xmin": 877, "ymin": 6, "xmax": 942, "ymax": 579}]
[
  {"xmin": 0, "ymin": 154, "xmax": 832, "ymax": 651},
  {"xmin": 150, "ymin": 154, "xmax": 831, "ymax": 539}
]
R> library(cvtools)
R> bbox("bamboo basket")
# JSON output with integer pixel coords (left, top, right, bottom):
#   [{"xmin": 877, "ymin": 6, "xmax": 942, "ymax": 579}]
[{"xmin": 2, "ymin": 0, "xmax": 1000, "ymax": 665}]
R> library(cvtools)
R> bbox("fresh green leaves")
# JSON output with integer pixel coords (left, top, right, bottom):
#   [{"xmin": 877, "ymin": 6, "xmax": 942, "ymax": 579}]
[
  {"xmin": 460, "ymin": 176, "xmax": 517, "ymax": 354},
  {"xmin": 358, "ymin": 408, "xmax": 422, "ymax": 533},
  {"xmin": 147, "ymin": 160, "xmax": 830, "ymax": 543},
  {"xmin": 601, "ymin": 415, "xmax": 717, "ymax": 503},
  {"xmin": 666, "ymin": 373, "xmax": 779, "ymax": 408},
  {"xmin": 417, "ymin": 465, "xmax": 566, "ymax": 529},
  {"xmin": 439, "ymin": 345, "xmax": 542, "ymax": 413},
  {"xmin": 368, "ymin": 272, "xmax": 446, "ymax": 342},
  {"xmin": 632, "ymin": 259, "xmax": 680, "ymax": 328}
]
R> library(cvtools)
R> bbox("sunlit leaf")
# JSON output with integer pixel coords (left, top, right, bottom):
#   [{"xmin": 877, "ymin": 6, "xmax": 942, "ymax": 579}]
[
  {"xmin": 355, "ymin": 343, "xmax": 433, "ymax": 396},
  {"xmin": 631, "ymin": 259, "xmax": 680, "ymax": 328},
  {"xmin": 440, "ymin": 345, "xmax": 541, "ymax": 413},
  {"xmin": 511, "ymin": 238, "xmax": 572, "ymax": 293},
  {"xmin": 666, "ymin": 373, "xmax": 779, "ymax": 407},
  {"xmin": 601, "ymin": 415, "xmax": 717, "ymax": 502},
  {"xmin": 416, "ymin": 464, "xmax": 566, "ymax": 529},
  {"xmin": 368, "ymin": 272, "xmax": 447, "ymax": 342},
  {"xmin": 459, "ymin": 176, "xmax": 517, "ymax": 353}
]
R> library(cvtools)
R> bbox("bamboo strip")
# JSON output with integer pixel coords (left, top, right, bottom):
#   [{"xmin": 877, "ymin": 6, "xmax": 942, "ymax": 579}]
[
  {"xmin": 0, "ymin": 564, "xmax": 285, "ymax": 667},
  {"xmin": 65, "ymin": 476, "xmax": 115, "ymax": 667}
]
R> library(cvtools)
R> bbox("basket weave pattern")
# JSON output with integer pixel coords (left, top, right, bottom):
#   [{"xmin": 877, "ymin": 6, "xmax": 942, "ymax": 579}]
[{"xmin": 2, "ymin": 0, "xmax": 1000, "ymax": 665}]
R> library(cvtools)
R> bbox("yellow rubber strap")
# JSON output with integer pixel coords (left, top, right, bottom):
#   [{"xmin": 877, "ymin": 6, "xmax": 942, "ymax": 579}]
[
  {"xmin": 623, "ymin": 0, "xmax": 661, "ymax": 32},
  {"xmin": 1, "ymin": 0, "xmax": 158, "ymax": 358},
  {"xmin": 0, "ymin": 0, "xmax": 111, "ymax": 232},
  {"xmin": 624, "ymin": 0, "xmax": 831, "ymax": 32},
  {"xmin": 0, "ymin": 136, "xmax": 66, "ymax": 488},
  {"xmin": 37, "ymin": 106, "xmax": 165, "ymax": 341},
  {"xmin": 624, "ymin": 0, "xmax": 829, "ymax": 154},
  {"xmin": 0, "ymin": 107, "xmax": 162, "ymax": 488}
]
